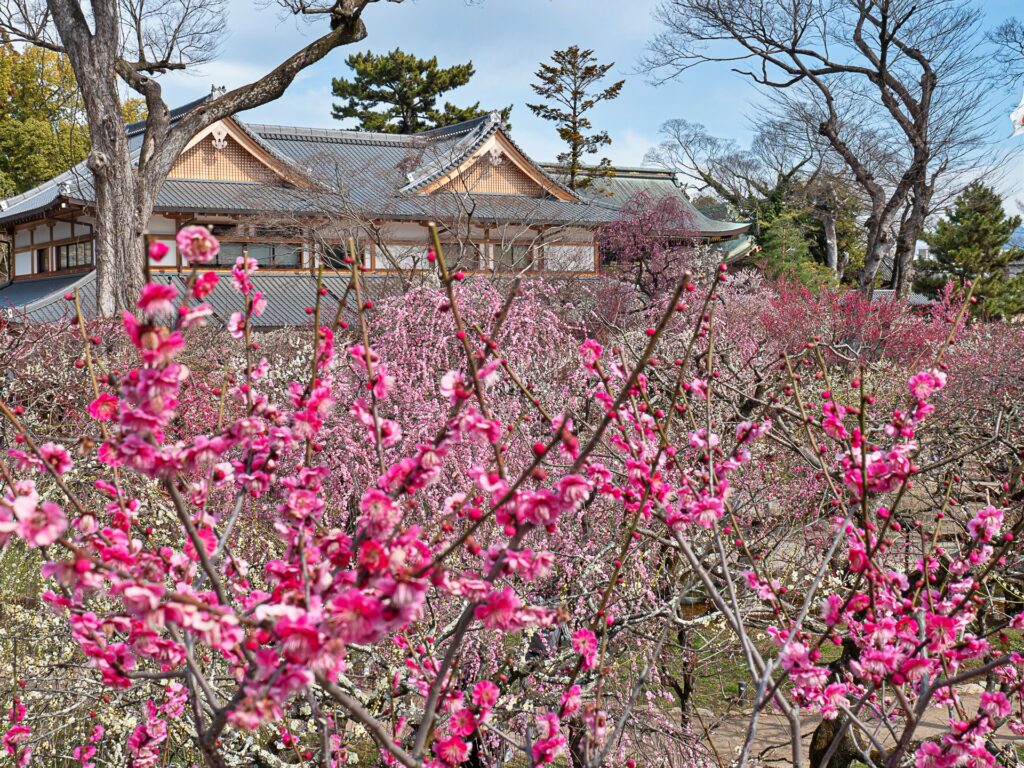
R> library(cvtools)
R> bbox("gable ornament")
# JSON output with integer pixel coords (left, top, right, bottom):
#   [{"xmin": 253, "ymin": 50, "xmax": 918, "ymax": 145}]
[{"xmin": 210, "ymin": 125, "xmax": 229, "ymax": 150}]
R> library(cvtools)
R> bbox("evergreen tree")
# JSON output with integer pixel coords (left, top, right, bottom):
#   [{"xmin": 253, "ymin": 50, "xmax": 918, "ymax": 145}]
[
  {"xmin": 915, "ymin": 182, "xmax": 1024, "ymax": 318},
  {"xmin": 0, "ymin": 44, "xmax": 89, "ymax": 194},
  {"xmin": 527, "ymin": 46, "xmax": 624, "ymax": 190},
  {"xmin": 0, "ymin": 44, "xmax": 145, "ymax": 196},
  {"xmin": 331, "ymin": 49, "xmax": 505, "ymax": 134},
  {"xmin": 758, "ymin": 207, "xmax": 839, "ymax": 290}
]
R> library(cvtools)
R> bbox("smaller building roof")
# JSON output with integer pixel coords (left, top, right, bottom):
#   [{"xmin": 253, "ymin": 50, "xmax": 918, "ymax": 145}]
[
  {"xmin": 1, "ymin": 269, "xmax": 413, "ymax": 327},
  {"xmin": 541, "ymin": 164, "xmax": 750, "ymax": 238},
  {"xmin": 0, "ymin": 273, "xmax": 93, "ymax": 316}
]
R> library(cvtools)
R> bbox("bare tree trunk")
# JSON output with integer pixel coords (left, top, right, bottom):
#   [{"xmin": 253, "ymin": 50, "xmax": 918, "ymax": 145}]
[
  {"xmin": 817, "ymin": 210, "xmax": 839, "ymax": 272},
  {"xmin": 91, "ymin": 166, "xmax": 150, "ymax": 315},
  {"xmin": 837, "ymin": 250, "xmax": 849, "ymax": 282},
  {"xmin": 857, "ymin": 223, "xmax": 893, "ymax": 295},
  {"xmin": 893, "ymin": 191, "xmax": 931, "ymax": 298}
]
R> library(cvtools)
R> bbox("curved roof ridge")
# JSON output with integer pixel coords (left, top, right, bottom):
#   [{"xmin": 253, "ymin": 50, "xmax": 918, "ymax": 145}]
[
  {"xmin": 244, "ymin": 114, "xmax": 490, "ymax": 147},
  {"xmin": 399, "ymin": 113, "xmax": 502, "ymax": 193},
  {"xmin": 245, "ymin": 123, "xmax": 423, "ymax": 145}
]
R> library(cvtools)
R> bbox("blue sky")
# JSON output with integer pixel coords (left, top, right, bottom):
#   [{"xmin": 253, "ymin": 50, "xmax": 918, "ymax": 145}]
[{"xmin": 159, "ymin": 0, "xmax": 1024, "ymax": 210}]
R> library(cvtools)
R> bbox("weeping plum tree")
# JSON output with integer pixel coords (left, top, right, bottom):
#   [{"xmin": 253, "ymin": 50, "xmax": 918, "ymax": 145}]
[{"xmin": 0, "ymin": 0, "xmax": 402, "ymax": 316}]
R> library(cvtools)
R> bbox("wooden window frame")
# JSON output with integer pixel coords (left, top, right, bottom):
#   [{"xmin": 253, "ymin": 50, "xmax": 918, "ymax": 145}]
[{"xmin": 148, "ymin": 235, "xmax": 309, "ymax": 272}]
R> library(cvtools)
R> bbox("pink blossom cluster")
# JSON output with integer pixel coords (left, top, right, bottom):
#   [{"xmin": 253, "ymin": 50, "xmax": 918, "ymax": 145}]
[
  {"xmin": 2, "ymin": 222, "xmax": 1015, "ymax": 767},
  {"xmin": 0, "ymin": 226, "xmax": 608, "ymax": 767},
  {"xmin": 742, "ymin": 368, "xmax": 1023, "ymax": 766}
]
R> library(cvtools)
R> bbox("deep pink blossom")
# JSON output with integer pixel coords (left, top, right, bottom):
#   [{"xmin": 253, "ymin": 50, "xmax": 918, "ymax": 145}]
[
  {"xmin": 13, "ymin": 495, "xmax": 66, "ymax": 547},
  {"xmin": 88, "ymin": 393, "xmax": 119, "ymax": 421},
  {"xmin": 137, "ymin": 283, "xmax": 178, "ymax": 318},
  {"xmin": 572, "ymin": 628, "xmax": 598, "ymax": 670}
]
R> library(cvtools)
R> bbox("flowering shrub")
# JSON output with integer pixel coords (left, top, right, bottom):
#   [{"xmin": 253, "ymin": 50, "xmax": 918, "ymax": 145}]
[{"xmin": 0, "ymin": 224, "xmax": 1022, "ymax": 768}]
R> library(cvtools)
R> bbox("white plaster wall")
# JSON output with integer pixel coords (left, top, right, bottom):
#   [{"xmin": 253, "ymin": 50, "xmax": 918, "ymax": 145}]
[
  {"xmin": 148, "ymin": 239, "xmax": 177, "ymax": 267},
  {"xmin": 14, "ymin": 251, "xmax": 32, "ymax": 276},
  {"xmin": 148, "ymin": 215, "xmax": 178, "ymax": 235},
  {"xmin": 380, "ymin": 221, "xmax": 429, "ymax": 241}
]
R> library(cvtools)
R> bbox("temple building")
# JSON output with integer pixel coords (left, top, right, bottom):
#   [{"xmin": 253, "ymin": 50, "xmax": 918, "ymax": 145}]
[{"xmin": 0, "ymin": 96, "xmax": 751, "ymax": 324}]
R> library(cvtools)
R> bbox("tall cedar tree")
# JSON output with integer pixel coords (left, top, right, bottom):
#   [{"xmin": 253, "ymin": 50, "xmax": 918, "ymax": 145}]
[
  {"xmin": 527, "ymin": 46, "xmax": 624, "ymax": 190},
  {"xmin": 915, "ymin": 182, "xmax": 1024, "ymax": 319},
  {"xmin": 332, "ymin": 49, "xmax": 506, "ymax": 133}
]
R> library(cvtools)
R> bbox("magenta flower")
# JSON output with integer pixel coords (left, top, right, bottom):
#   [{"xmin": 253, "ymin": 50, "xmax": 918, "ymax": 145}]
[
  {"xmin": 175, "ymin": 225, "xmax": 219, "ymax": 264},
  {"xmin": 967, "ymin": 505, "xmax": 1003, "ymax": 543},
  {"xmin": 907, "ymin": 368, "xmax": 947, "ymax": 400},
  {"xmin": 579, "ymin": 339, "xmax": 603, "ymax": 372},
  {"xmin": 448, "ymin": 708, "xmax": 476, "ymax": 737},
  {"xmin": 13, "ymin": 495, "xmax": 67, "ymax": 547},
  {"xmin": 2, "ymin": 723, "xmax": 30, "ymax": 754},
  {"xmin": 980, "ymin": 691, "xmax": 1011, "ymax": 720},
  {"xmin": 358, "ymin": 489, "xmax": 400, "ymax": 539},
  {"xmin": 433, "ymin": 735, "xmax": 469, "ymax": 766},
  {"xmin": 572, "ymin": 628, "xmax": 598, "ymax": 670},
  {"xmin": 147, "ymin": 241, "xmax": 169, "ymax": 261},
  {"xmin": 137, "ymin": 282, "xmax": 178, "ymax": 318},
  {"xmin": 192, "ymin": 271, "xmax": 219, "ymax": 299},
  {"xmin": 87, "ymin": 393, "xmax": 119, "ymax": 422},
  {"xmin": 560, "ymin": 685, "xmax": 581, "ymax": 717},
  {"xmin": 471, "ymin": 680, "xmax": 499, "ymax": 713},
  {"xmin": 689, "ymin": 495, "xmax": 724, "ymax": 529},
  {"xmin": 38, "ymin": 442, "xmax": 72, "ymax": 475}
]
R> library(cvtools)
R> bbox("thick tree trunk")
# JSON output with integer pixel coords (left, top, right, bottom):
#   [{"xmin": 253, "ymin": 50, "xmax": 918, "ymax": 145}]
[
  {"xmin": 82, "ymin": 77, "xmax": 149, "ymax": 315},
  {"xmin": 92, "ymin": 170, "xmax": 150, "ymax": 316},
  {"xmin": 857, "ymin": 228, "xmax": 894, "ymax": 296},
  {"xmin": 892, "ymin": 190, "xmax": 931, "ymax": 298}
]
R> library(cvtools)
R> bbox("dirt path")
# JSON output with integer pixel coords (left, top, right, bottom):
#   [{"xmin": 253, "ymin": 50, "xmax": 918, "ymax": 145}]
[{"xmin": 698, "ymin": 693, "xmax": 1023, "ymax": 766}]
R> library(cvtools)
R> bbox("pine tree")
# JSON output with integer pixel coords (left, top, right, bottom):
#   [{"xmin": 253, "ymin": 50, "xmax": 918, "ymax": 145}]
[
  {"xmin": 331, "ymin": 49, "xmax": 506, "ymax": 134},
  {"xmin": 527, "ymin": 46, "xmax": 624, "ymax": 190},
  {"xmin": 915, "ymin": 182, "xmax": 1024, "ymax": 318}
]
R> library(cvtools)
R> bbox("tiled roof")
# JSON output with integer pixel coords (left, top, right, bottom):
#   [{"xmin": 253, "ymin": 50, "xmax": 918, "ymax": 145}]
[
  {"xmin": 0, "ymin": 272, "xmax": 96, "ymax": 322},
  {"xmin": 0, "ymin": 269, "xmax": 420, "ymax": 327},
  {"xmin": 0, "ymin": 274, "xmax": 93, "ymax": 318},
  {"xmin": 399, "ymin": 114, "xmax": 501, "ymax": 192},
  {"xmin": 0, "ymin": 101, "xmax": 744, "ymax": 237}
]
